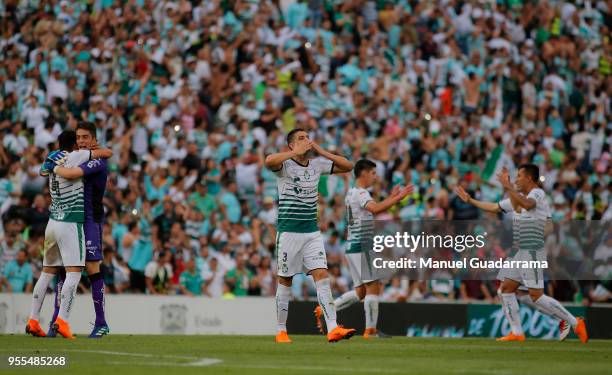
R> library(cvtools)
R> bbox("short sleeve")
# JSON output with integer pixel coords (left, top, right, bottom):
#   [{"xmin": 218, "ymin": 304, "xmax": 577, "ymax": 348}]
[
  {"xmin": 498, "ymin": 198, "xmax": 513, "ymax": 213},
  {"xmin": 144, "ymin": 262, "xmax": 156, "ymax": 279},
  {"xmin": 79, "ymin": 158, "xmax": 107, "ymax": 176},
  {"xmin": 526, "ymin": 188, "xmax": 545, "ymax": 211},
  {"xmin": 65, "ymin": 150, "xmax": 91, "ymax": 168},
  {"xmin": 358, "ymin": 189, "xmax": 373, "ymax": 208},
  {"xmin": 269, "ymin": 160, "xmax": 287, "ymax": 177},
  {"xmin": 311, "ymin": 157, "xmax": 334, "ymax": 175}
]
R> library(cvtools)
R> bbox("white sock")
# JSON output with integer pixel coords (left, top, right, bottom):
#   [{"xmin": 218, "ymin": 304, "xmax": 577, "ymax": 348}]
[
  {"xmin": 334, "ymin": 290, "xmax": 360, "ymax": 312},
  {"xmin": 275, "ymin": 283, "xmax": 291, "ymax": 333},
  {"xmin": 501, "ymin": 293, "xmax": 523, "ymax": 335},
  {"xmin": 315, "ymin": 278, "xmax": 337, "ymax": 331},
  {"xmin": 30, "ymin": 272, "xmax": 54, "ymax": 320},
  {"xmin": 364, "ymin": 294, "xmax": 379, "ymax": 330},
  {"xmin": 58, "ymin": 272, "xmax": 81, "ymax": 321},
  {"xmin": 535, "ymin": 294, "xmax": 578, "ymax": 328}
]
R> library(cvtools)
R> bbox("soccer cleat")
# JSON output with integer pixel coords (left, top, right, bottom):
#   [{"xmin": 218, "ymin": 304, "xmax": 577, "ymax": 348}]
[
  {"xmin": 46, "ymin": 325, "xmax": 57, "ymax": 338},
  {"xmin": 314, "ymin": 306, "xmax": 325, "ymax": 334},
  {"xmin": 53, "ymin": 318, "xmax": 75, "ymax": 339},
  {"xmin": 496, "ymin": 333, "xmax": 525, "ymax": 342},
  {"xmin": 327, "ymin": 325, "xmax": 356, "ymax": 343},
  {"xmin": 574, "ymin": 317, "xmax": 588, "ymax": 343},
  {"xmin": 559, "ymin": 320, "xmax": 570, "ymax": 341},
  {"xmin": 88, "ymin": 324, "xmax": 110, "ymax": 338},
  {"xmin": 25, "ymin": 319, "xmax": 46, "ymax": 337},
  {"xmin": 363, "ymin": 328, "xmax": 392, "ymax": 339},
  {"xmin": 275, "ymin": 330, "xmax": 292, "ymax": 343}
]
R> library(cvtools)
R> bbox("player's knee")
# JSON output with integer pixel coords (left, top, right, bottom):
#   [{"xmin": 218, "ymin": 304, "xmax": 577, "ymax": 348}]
[
  {"xmin": 355, "ymin": 286, "xmax": 366, "ymax": 300},
  {"xmin": 86, "ymin": 261, "xmax": 100, "ymax": 275},
  {"xmin": 278, "ymin": 276, "xmax": 293, "ymax": 287},
  {"xmin": 528, "ymin": 289, "xmax": 543, "ymax": 302},
  {"xmin": 310, "ymin": 268, "xmax": 329, "ymax": 282},
  {"xmin": 500, "ymin": 281, "xmax": 518, "ymax": 294}
]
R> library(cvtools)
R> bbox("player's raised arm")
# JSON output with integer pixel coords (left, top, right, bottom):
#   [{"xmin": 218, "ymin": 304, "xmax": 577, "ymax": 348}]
[
  {"xmin": 311, "ymin": 142, "xmax": 353, "ymax": 173},
  {"xmin": 497, "ymin": 167, "xmax": 537, "ymax": 210},
  {"xmin": 264, "ymin": 141, "xmax": 311, "ymax": 171},
  {"xmin": 454, "ymin": 186, "xmax": 501, "ymax": 213},
  {"xmin": 365, "ymin": 185, "xmax": 414, "ymax": 215}
]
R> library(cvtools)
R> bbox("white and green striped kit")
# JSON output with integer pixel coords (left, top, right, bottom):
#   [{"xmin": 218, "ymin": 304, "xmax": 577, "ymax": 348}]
[
  {"xmin": 272, "ymin": 158, "xmax": 333, "ymax": 233},
  {"xmin": 497, "ymin": 188, "xmax": 551, "ymax": 289},
  {"xmin": 345, "ymin": 187, "xmax": 374, "ymax": 254},
  {"xmin": 499, "ymin": 188, "xmax": 551, "ymax": 253},
  {"xmin": 48, "ymin": 150, "xmax": 91, "ymax": 223}
]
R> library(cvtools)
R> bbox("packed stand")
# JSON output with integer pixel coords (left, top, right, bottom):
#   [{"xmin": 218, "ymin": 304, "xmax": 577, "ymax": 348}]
[{"xmin": 0, "ymin": 0, "xmax": 610, "ymax": 303}]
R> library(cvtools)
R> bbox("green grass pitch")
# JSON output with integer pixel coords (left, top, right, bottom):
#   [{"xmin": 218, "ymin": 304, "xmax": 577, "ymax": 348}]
[{"xmin": 1, "ymin": 335, "xmax": 611, "ymax": 375}]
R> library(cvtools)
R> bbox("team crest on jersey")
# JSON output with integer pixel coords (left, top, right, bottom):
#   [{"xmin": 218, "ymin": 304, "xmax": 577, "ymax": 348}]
[{"xmin": 303, "ymin": 169, "xmax": 311, "ymax": 180}]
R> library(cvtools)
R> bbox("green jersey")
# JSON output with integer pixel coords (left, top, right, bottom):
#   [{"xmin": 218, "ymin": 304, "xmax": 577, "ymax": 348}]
[
  {"xmin": 272, "ymin": 157, "xmax": 334, "ymax": 233},
  {"xmin": 48, "ymin": 150, "xmax": 91, "ymax": 222}
]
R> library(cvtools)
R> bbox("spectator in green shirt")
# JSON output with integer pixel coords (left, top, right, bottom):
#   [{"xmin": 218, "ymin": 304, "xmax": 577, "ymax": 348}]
[
  {"xmin": 188, "ymin": 183, "xmax": 217, "ymax": 216},
  {"xmin": 179, "ymin": 259, "xmax": 203, "ymax": 296},
  {"xmin": 2, "ymin": 250, "xmax": 33, "ymax": 293},
  {"xmin": 225, "ymin": 256, "xmax": 254, "ymax": 296}
]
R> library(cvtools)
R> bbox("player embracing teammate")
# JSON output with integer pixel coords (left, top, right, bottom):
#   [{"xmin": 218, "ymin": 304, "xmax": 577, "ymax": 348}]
[{"xmin": 26, "ymin": 128, "xmax": 112, "ymax": 339}]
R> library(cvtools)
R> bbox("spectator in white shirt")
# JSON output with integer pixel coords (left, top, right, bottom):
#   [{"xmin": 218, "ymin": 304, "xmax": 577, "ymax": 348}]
[{"xmin": 20, "ymin": 96, "xmax": 48, "ymax": 131}]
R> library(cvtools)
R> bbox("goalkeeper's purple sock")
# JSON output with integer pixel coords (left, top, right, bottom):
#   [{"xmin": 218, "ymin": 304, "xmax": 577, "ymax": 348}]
[
  {"xmin": 50, "ymin": 270, "xmax": 66, "ymax": 325},
  {"xmin": 88, "ymin": 272, "xmax": 107, "ymax": 326}
]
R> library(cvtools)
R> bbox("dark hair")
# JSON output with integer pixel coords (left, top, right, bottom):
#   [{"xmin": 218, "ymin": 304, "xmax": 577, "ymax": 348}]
[
  {"xmin": 58, "ymin": 130, "xmax": 77, "ymax": 151},
  {"xmin": 287, "ymin": 128, "xmax": 306, "ymax": 145},
  {"xmin": 518, "ymin": 163, "xmax": 540, "ymax": 183},
  {"xmin": 77, "ymin": 121, "xmax": 97, "ymax": 139},
  {"xmin": 354, "ymin": 159, "xmax": 376, "ymax": 178}
]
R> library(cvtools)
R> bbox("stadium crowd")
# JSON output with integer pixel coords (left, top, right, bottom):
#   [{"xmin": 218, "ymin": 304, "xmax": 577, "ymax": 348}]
[{"xmin": 0, "ymin": 0, "xmax": 610, "ymax": 303}]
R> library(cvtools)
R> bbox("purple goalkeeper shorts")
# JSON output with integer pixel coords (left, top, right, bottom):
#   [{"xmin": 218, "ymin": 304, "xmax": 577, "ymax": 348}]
[{"xmin": 84, "ymin": 221, "xmax": 103, "ymax": 262}]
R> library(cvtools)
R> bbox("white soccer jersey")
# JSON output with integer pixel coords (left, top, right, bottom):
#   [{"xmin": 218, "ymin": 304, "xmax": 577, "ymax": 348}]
[
  {"xmin": 272, "ymin": 157, "xmax": 333, "ymax": 233},
  {"xmin": 48, "ymin": 150, "xmax": 91, "ymax": 222},
  {"xmin": 498, "ymin": 188, "xmax": 551, "ymax": 251},
  {"xmin": 345, "ymin": 187, "xmax": 374, "ymax": 254}
]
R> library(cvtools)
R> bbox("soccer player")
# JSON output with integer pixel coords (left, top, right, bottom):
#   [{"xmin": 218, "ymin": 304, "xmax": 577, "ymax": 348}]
[
  {"xmin": 265, "ymin": 128, "xmax": 356, "ymax": 343},
  {"xmin": 314, "ymin": 159, "xmax": 413, "ymax": 338},
  {"xmin": 26, "ymin": 130, "xmax": 112, "ymax": 338},
  {"xmin": 455, "ymin": 164, "xmax": 588, "ymax": 343},
  {"xmin": 50, "ymin": 122, "xmax": 110, "ymax": 338}
]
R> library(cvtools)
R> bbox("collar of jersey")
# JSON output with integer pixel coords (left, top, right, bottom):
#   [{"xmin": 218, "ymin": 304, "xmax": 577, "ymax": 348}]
[{"xmin": 290, "ymin": 158, "xmax": 309, "ymax": 167}]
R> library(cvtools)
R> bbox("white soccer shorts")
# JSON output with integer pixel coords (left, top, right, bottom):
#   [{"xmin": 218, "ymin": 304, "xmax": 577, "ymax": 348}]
[
  {"xmin": 43, "ymin": 218, "xmax": 86, "ymax": 267},
  {"xmin": 276, "ymin": 231, "xmax": 327, "ymax": 276},
  {"xmin": 496, "ymin": 249, "xmax": 545, "ymax": 289}
]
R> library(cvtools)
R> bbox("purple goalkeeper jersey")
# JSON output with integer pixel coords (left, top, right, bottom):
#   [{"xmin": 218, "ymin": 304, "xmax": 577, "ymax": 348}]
[{"xmin": 78, "ymin": 158, "xmax": 108, "ymax": 223}]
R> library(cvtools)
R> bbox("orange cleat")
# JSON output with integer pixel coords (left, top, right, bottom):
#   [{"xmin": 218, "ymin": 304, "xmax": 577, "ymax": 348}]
[
  {"xmin": 327, "ymin": 325, "xmax": 356, "ymax": 343},
  {"xmin": 275, "ymin": 330, "xmax": 292, "ymax": 343},
  {"xmin": 496, "ymin": 332, "xmax": 526, "ymax": 342},
  {"xmin": 314, "ymin": 306, "xmax": 325, "ymax": 334},
  {"xmin": 53, "ymin": 317, "xmax": 75, "ymax": 339},
  {"xmin": 363, "ymin": 327, "xmax": 376, "ymax": 339},
  {"xmin": 574, "ymin": 317, "xmax": 588, "ymax": 343},
  {"xmin": 25, "ymin": 319, "xmax": 46, "ymax": 337}
]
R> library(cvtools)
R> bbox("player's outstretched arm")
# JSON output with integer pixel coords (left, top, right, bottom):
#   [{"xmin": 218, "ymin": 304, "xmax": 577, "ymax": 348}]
[
  {"xmin": 311, "ymin": 142, "xmax": 353, "ymax": 173},
  {"xmin": 365, "ymin": 185, "xmax": 414, "ymax": 215},
  {"xmin": 454, "ymin": 186, "xmax": 501, "ymax": 213}
]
